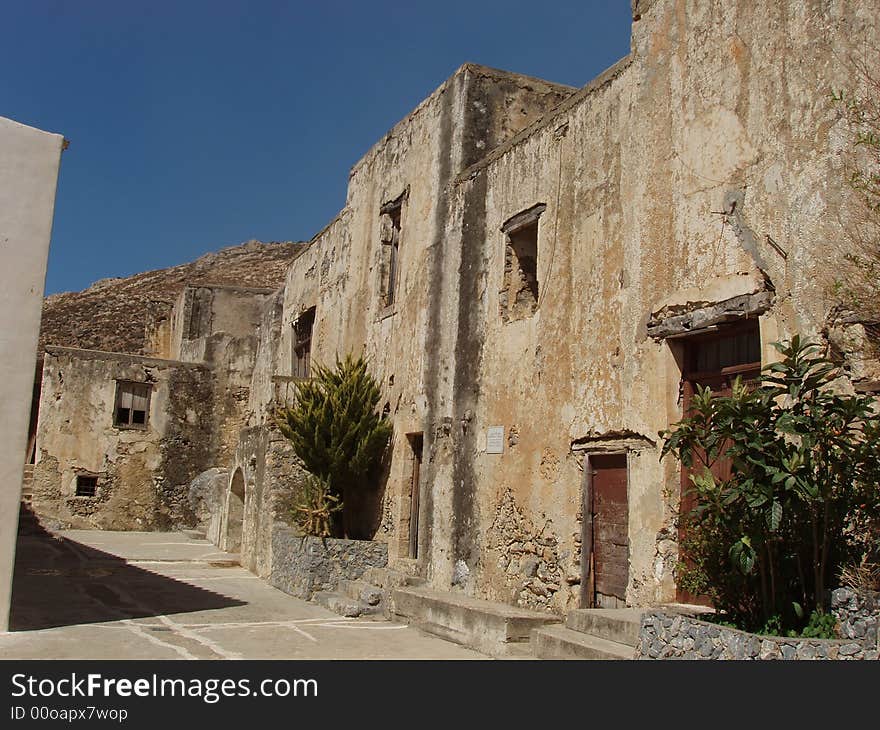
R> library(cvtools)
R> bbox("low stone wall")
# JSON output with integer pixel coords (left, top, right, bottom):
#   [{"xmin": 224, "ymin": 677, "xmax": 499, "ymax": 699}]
[
  {"xmin": 269, "ymin": 525, "xmax": 388, "ymax": 600},
  {"xmin": 638, "ymin": 588, "xmax": 879, "ymax": 660}
]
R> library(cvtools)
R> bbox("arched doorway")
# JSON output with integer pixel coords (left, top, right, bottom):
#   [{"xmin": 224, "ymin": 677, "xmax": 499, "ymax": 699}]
[{"xmin": 224, "ymin": 469, "xmax": 245, "ymax": 554}]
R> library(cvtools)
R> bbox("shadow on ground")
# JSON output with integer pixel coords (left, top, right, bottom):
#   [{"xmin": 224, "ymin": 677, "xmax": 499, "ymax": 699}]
[{"xmin": 9, "ymin": 503, "xmax": 246, "ymax": 631}]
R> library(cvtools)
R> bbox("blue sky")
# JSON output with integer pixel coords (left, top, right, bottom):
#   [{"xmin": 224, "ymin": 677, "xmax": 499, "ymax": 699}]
[{"xmin": 2, "ymin": 1, "xmax": 631, "ymax": 295}]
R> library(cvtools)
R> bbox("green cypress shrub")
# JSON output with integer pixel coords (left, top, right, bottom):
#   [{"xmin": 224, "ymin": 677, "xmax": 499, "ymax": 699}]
[{"xmin": 276, "ymin": 353, "xmax": 392, "ymax": 537}]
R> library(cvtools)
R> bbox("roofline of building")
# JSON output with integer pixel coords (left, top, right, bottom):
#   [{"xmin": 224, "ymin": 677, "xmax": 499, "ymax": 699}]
[
  {"xmin": 181, "ymin": 283, "xmax": 277, "ymax": 295},
  {"xmin": 43, "ymin": 345, "xmax": 210, "ymax": 370}
]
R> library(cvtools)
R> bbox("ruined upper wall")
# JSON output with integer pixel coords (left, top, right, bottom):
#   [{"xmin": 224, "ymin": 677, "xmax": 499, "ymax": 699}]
[
  {"xmin": 626, "ymin": 0, "xmax": 877, "ymax": 332},
  {"xmin": 40, "ymin": 240, "xmax": 302, "ymax": 358},
  {"xmin": 169, "ymin": 283, "xmax": 276, "ymax": 363},
  {"xmin": 346, "ymin": 64, "xmax": 576, "ymax": 202}
]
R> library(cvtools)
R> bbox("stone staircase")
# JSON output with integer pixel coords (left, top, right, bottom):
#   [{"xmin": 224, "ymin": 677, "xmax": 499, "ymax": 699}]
[
  {"xmin": 21, "ymin": 464, "xmax": 34, "ymax": 504},
  {"xmin": 389, "ymin": 585, "xmax": 561, "ymax": 658},
  {"xmin": 310, "ymin": 564, "xmax": 643, "ymax": 660},
  {"xmin": 313, "ymin": 567, "xmax": 424, "ymax": 619},
  {"xmin": 531, "ymin": 608, "xmax": 644, "ymax": 659}
]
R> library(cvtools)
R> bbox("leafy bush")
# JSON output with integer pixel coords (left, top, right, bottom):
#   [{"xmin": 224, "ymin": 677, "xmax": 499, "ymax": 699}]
[
  {"xmin": 276, "ymin": 353, "xmax": 392, "ymax": 538},
  {"xmin": 661, "ymin": 336, "xmax": 880, "ymax": 633},
  {"xmin": 799, "ymin": 610, "xmax": 838, "ymax": 639}
]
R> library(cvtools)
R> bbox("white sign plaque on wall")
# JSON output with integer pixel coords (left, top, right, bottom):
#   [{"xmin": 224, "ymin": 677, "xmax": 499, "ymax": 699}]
[{"xmin": 486, "ymin": 426, "xmax": 504, "ymax": 454}]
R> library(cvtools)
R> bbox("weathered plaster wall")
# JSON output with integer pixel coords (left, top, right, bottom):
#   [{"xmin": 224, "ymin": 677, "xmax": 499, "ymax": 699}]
[
  {"xmin": 0, "ymin": 116, "xmax": 64, "ymax": 631},
  {"xmin": 34, "ymin": 280, "xmax": 276, "ymax": 534},
  {"xmin": 418, "ymin": 0, "xmax": 879, "ymax": 611},
  {"xmin": 33, "ymin": 347, "xmax": 213, "ymax": 530},
  {"xmin": 168, "ymin": 284, "xmax": 279, "ymax": 505},
  {"xmin": 228, "ymin": 65, "xmax": 577, "ymax": 571},
  {"xmin": 218, "ymin": 425, "xmax": 305, "ymax": 577},
  {"xmin": 206, "ymin": 2, "xmax": 877, "ymax": 615},
  {"xmin": 171, "ymin": 284, "xmax": 272, "ymax": 363}
]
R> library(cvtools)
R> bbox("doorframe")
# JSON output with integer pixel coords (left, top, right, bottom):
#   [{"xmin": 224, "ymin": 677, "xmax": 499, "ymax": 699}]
[
  {"xmin": 579, "ymin": 447, "xmax": 630, "ymax": 609},
  {"xmin": 405, "ymin": 432, "xmax": 424, "ymax": 560}
]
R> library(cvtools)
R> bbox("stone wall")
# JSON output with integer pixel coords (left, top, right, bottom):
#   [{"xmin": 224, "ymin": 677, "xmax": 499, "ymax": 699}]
[
  {"xmin": 637, "ymin": 588, "xmax": 880, "ymax": 660},
  {"xmin": 221, "ymin": 425, "xmax": 306, "ymax": 578},
  {"xmin": 253, "ymin": 0, "xmax": 880, "ymax": 614},
  {"xmin": 269, "ymin": 527, "xmax": 388, "ymax": 600},
  {"xmin": 235, "ymin": 63, "xmax": 574, "ymax": 580},
  {"xmin": 33, "ymin": 347, "xmax": 214, "ymax": 530}
]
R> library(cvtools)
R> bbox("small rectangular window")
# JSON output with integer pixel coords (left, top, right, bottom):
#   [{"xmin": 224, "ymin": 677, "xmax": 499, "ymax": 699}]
[
  {"xmin": 501, "ymin": 204, "xmax": 545, "ymax": 322},
  {"xmin": 292, "ymin": 307, "xmax": 316, "ymax": 379},
  {"xmin": 114, "ymin": 381, "xmax": 151, "ymax": 428},
  {"xmin": 75, "ymin": 475, "xmax": 98, "ymax": 497}
]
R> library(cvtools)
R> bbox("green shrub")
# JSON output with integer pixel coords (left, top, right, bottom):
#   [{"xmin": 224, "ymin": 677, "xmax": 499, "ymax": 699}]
[
  {"xmin": 276, "ymin": 353, "xmax": 392, "ymax": 538},
  {"xmin": 798, "ymin": 610, "xmax": 838, "ymax": 639},
  {"xmin": 661, "ymin": 336, "xmax": 880, "ymax": 634}
]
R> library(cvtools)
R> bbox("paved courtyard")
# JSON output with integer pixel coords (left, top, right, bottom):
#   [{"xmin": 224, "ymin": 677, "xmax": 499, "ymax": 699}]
[{"xmin": 1, "ymin": 509, "xmax": 485, "ymax": 660}]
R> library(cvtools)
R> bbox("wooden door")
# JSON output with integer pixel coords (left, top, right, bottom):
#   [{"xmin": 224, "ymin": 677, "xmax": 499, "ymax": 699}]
[
  {"xmin": 408, "ymin": 434, "xmax": 423, "ymax": 559},
  {"xmin": 676, "ymin": 322, "xmax": 761, "ymax": 603},
  {"xmin": 592, "ymin": 453, "xmax": 629, "ymax": 607}
]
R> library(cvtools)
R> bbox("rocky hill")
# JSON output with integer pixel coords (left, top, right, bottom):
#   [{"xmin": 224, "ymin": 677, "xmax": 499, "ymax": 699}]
[{"xmin": 39, "ymin": 239, "xmax": 302, "ymax": 357}]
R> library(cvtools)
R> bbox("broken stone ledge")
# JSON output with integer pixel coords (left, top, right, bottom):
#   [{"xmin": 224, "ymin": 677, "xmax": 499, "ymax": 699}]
[
  {"xmin": 647, "ymin": 291, "xmax": 773, "ymax": 340},
  {"xmin": 269, "ymin": 525, "xmax": 388, "ymax": 601},
  {"xmin": 636, "ymin": 588, "xmax": 879, "ymax": 660}
]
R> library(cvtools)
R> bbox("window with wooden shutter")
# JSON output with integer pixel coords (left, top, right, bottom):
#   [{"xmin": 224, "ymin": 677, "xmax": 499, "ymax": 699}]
[{"xmin": 114, "ymin": 381, "xmax": 152, "ymax": 428}]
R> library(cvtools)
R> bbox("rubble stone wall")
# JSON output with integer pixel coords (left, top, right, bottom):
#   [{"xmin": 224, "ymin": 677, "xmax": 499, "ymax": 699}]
[
  {"xmin": 269, "ymin": 528, "xmax": 388, "ymax": 600},
  {"xmin": 637, "ymin": 588, "xmax": 880, "ymax": 660}
]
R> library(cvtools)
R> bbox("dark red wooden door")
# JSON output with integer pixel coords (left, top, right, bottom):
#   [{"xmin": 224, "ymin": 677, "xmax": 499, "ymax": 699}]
[{"xmin": 592, "ymin": 454, "xmax": 629, "ymax": 606}]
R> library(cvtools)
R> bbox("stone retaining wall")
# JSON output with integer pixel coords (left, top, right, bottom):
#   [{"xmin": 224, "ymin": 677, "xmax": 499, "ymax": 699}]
[
  {"xmin": 269, "ymin": 525, "xmax": 388, "ymax": 600},
  {"xmin": 637, "ymin": 588, "xmax": 879, "ymax": 660}
]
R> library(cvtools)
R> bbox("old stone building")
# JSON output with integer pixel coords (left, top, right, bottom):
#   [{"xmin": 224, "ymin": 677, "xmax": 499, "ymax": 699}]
[{"xmin": 31, "ymin": 0, "xmax": 879, "ymax": 629}]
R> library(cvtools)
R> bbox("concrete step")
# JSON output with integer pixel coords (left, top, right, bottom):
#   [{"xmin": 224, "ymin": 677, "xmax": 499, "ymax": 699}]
[
  {"xmin": 532, "ymin": 625, "xmax": 635, "ymax": 660},
  {"xmin": 565, "ymin": 608, "xmax": 645, "ymax": 647},
  {"xmin": 339, "ymin": 579, "xmax": 383, "ymax": 606},
  {"xmin": 391, "ymin": 586, "xmax": 561, "ymax": 658},
  {"xmin": 363, "ymin": 567, "xmax": 424, "ymax": 590}
]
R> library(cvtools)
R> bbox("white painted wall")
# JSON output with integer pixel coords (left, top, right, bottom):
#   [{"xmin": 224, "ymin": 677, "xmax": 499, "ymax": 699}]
[{"xmin": 0, "ymin": 116, "xmax": 64, "ymax": 631}]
